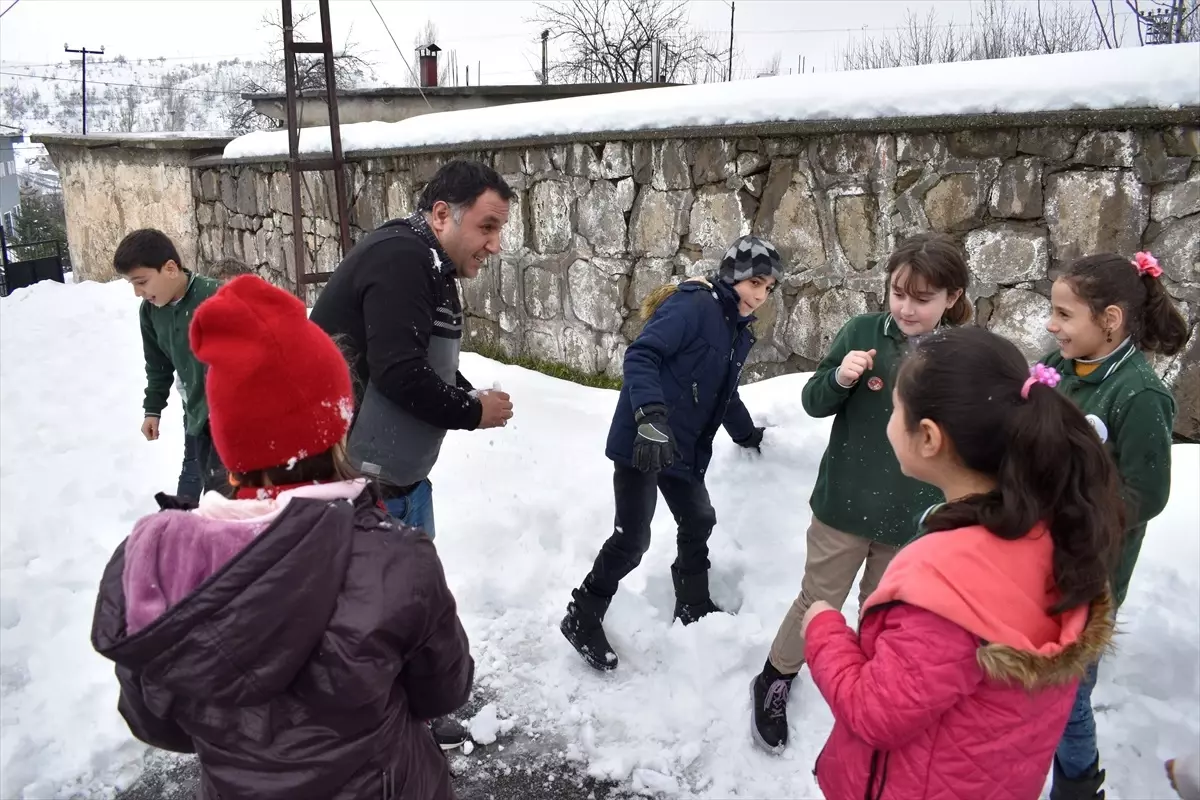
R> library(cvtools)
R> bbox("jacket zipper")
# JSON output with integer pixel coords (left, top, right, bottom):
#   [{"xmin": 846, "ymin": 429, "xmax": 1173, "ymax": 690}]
[
  {"xmin": 692, "ymin": 382, "xmax": 699, "ymax": 405},
  {"xmin": 863, "ymin": 749, "xmax": 891, "ymax": 800}
]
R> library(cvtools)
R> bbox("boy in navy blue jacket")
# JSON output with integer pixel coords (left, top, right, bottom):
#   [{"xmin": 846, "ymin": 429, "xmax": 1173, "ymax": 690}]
[{"xmin": 561, "ymin": 236, "xmax": 783, "ymax": 671}]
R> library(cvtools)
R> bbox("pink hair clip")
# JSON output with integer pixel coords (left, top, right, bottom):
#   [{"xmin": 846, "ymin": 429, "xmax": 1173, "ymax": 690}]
[
  {"xmin": 1022, "ymin": 363, "xmax": 1061, "ymax": 399},
  {"xmin": 1132, "ymin": 251, "xmax": 1163, "ymax": 278}
]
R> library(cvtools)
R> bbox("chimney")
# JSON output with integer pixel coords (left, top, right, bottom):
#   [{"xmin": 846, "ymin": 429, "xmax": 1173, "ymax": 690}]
[{"xmin": 418, "ymin": 43, "xmax": 441, "ymax": 87}]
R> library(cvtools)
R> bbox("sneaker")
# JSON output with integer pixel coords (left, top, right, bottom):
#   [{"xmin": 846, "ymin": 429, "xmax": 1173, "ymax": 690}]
[
  {"xmin": 430, "ymin": 716, "xmax": 469, "ymax": 751},
  {"xmin": 1050, "ymin": 756, "xmax": 1106, "ymax": 800},
  {"xmin": 560, "ymin": 611, "xmax": 618, "ymax": 671},
  {"xmin": 674, "ymin": 598, "xmax": 723, "ymax": 626},
  {"xmin": 750, "ymin": 669, "xmax": 793, "ymax": 754}
]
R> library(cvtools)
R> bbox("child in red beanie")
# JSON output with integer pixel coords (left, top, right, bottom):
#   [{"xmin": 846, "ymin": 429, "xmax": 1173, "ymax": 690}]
[{"xmin": 91, "ymin": 275, "xmax": 473, "ymax": 800}]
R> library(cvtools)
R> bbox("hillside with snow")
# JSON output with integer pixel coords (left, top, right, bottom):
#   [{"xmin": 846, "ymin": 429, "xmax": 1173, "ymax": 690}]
[{"xmin": 0, "ymin": 56, "xmax": 274, "ymax": 137}]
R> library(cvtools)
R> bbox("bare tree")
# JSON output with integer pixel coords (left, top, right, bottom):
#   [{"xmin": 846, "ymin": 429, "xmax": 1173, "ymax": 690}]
[
  {"xmin": 842, "ymin": 0, "xmax": 1101, "ymax": 70},
  {"xmin": 116, "ymin": 84, "xmax": 140, "ymax": 132},
  {"xmin": 532, "ymin": 0, "xmax": 727, "ymax": 84},
  {"xmin": 405, "ymin": 20, "xmax": 457, "ymax": 86},
  {"xmin": 759, "ymin": 51, "xmax": 782, "ymax": 77},
  {"xmin": 229, "ymin": 5, "xmax": 376, "ymax": 131}
]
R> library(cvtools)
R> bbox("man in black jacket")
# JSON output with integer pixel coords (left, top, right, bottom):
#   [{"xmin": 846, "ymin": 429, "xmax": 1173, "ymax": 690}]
[{"xmin": 311, "ymin": 160, "xmax": 515, "ymax": 748}]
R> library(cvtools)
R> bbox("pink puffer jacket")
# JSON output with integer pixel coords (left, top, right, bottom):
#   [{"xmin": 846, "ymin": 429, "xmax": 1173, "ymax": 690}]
[{"xmin": 806, "ymin": 524, "xmax": 1113, "ymax": 800}]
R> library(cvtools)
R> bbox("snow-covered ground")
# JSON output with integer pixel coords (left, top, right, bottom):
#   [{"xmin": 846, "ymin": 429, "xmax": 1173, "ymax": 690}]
[
  {"xmin": 224, "ymin": 43, "xmax": 1200, "ymax": 159},
  {"xmin": 1, "ymin": 278, "xmax": 1197, "ymax": 799}
]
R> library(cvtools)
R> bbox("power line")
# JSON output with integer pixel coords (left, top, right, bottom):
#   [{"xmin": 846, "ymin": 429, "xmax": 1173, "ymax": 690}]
[
  {"xmin": 368, "ymin": 0, "xmax": 432, "ymax": 109},
  {"xmin": 0, "ymin": 0, "xmax": 20, "ymax": 19},
  {"xmin": 0, "ymin": 70, "xmax": 245, "ymax": 97}
]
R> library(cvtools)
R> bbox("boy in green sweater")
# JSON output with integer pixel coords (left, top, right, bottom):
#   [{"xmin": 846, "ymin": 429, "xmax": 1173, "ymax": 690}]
[{"xmin": 114, "ymin": 229, "xmax": 225, "ymax": 496}]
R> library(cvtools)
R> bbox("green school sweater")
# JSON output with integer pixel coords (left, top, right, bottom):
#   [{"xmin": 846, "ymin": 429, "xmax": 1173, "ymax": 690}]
[
  {"xmin": 140, "ymin": 274, "xmax": 221, "ymax": 436},
  {"xmin": 803, "ymin": 313, "xmax": 944, "ymax": 546},
  {"xmin": 1040, "ymin": 341, "xmax": 1177, "ymax": 608}
]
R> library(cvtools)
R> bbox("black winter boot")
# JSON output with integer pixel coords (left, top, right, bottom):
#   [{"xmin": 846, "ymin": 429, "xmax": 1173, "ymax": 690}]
[
  {"xmin": 750, "ymin": 659, "xmax": 796, "ymax": 755},
  {"xmin": 560, "ymin": 587, "xmax": 618, "ymax": 671},
  {"xmin": 1050, "ymin": 756, "xmax": 1106, "ymax": 800},
  {"xmin": 672, "ymin": 566, "xmax": 725, "ymax": 626}
]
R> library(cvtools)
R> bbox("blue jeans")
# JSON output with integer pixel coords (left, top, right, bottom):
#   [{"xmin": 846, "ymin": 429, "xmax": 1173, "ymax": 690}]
[
  {"xmin": 1056, "ymin": 661, "xmax": 1100, "ymax": 777},
  {"xmin": 383, "ymin": 480, "xmax": 436, "ymax": 539},
  {"xmin": 177, "ymin": 430, "xmax": 203, "ymax": 501}
]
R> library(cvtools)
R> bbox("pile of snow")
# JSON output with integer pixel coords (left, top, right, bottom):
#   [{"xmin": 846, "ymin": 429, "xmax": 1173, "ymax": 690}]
[
  {"xmin": 1, "ymin": 278, "xmax": 1198, "ymax": 799},
  {"xmin": 224, "ymin": 44, "xmax": 1200, "ymax": 160}
]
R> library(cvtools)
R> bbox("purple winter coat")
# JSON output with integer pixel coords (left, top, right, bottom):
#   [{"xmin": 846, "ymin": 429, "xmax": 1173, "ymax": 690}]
[{"xmin": 91, "ymin": 484, "xmax": 472, "ymax": 800}]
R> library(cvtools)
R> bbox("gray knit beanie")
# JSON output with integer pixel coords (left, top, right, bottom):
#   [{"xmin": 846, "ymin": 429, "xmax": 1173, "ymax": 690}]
[{"xmin": 718, "ymin": 236, "xmax": 784, "ymax": 285}]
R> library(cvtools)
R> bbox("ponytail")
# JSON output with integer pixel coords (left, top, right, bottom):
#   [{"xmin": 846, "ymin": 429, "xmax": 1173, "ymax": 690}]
[
  {"xmin": 1139, "ymin": 273, "xmax": 1189, "ymax": 356},
  {"xmin": 1062, "ymin": 253, "xmax": 1189, "ymax": 357},
  {"xmin": 943, "ymin": 292, "xmax": 973, "ymax": 326},
  {"xmin": 897, "ymin": 327, "xmax": 1124, "ymax": 613}
]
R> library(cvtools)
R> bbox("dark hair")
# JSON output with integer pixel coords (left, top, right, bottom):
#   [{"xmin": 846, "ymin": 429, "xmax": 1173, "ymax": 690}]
[
  {"xmin": 208, "ymin": 258, "xmax": 252, "ymax": 282},
  {"xmin": 417, "ymin": 159, "xmax": 515, "ymax": 213},
  {"xmin": 1060, "ymin": 253, "xmax": 1189, "ymax": 356},
  {"xmin": 231, "ymin": 442, "xmax": 358, "ymax": 490},
  {"xmin": 897, "ymin": 326, "xmax": 1124, "ymax": 613},
  {"xmin": 886, "ymin": 232, "xmax": 972, "ymax": 325},
  {"xmin": 113, "ymin": 229, "xmax": 183, "ymax": 274}
]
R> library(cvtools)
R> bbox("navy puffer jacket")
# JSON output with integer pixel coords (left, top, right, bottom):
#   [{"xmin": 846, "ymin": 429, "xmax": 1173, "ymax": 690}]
[{"xmin": 606, "ymin": 277, "xmax": 757, "ymax": 479}]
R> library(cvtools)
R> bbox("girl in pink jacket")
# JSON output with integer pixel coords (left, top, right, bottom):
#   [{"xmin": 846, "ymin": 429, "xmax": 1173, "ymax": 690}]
[{"xmin": 801, "ymin": 326, "xmax": 1121, "ymax": 800}]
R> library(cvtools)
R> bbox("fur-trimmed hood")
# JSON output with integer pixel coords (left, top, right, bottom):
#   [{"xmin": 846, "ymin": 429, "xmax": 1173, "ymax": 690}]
[
  {"xmin": 977, "ymin": 591, "xmax": 1113, "ymax": 689},
  {"xmin": 864, "ymin": 523, "xmax": 1115, "ymax": 690},
  {"xmin": 640, "ymin": 277, "xmax": 715, "ymax": 321}
]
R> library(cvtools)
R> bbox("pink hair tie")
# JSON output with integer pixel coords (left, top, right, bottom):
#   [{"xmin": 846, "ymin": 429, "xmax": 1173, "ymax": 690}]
[
  {"xmin": 1022, "ymin": 363, "xmax": 1061, "ymax": 399},
  {"xmin": 1132, "ymin": 251, "xmax": 1163, "ymax": 278}
]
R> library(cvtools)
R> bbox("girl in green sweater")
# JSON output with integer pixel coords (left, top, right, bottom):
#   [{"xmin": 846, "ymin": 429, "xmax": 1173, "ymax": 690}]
[
  {"xmin": 750, "ymin": 232, "xmax": 971, "ymax": 754},
  {"xmin": 1042, "ymin": 250, "xmax": 1189, "ymax": 800}
]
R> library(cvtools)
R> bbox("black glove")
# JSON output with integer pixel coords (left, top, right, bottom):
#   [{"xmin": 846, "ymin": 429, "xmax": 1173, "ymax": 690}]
[
  {"xmin": 633, "ymin": 405, "xmax": 675, "ymax": 473},
  {"xmin": 734, "ymin": 426, "xmax": 765, "ymax": 453}
]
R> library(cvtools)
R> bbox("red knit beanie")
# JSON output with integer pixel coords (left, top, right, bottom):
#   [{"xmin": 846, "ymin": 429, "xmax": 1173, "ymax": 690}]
[{"xmin": 189, "ymin": 275, "xmax": 354, "ymax": 474}]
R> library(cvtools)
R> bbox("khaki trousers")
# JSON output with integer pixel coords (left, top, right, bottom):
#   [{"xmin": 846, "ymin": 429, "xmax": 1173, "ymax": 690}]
[{"xmin": 767, "ymin": 517, "xmax": 899, "ymax": 675}]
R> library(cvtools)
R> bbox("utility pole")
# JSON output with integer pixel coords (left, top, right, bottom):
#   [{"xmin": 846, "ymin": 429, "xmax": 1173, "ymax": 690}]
[
  {"xmin": 64, "ymin": 43, "xmax": 104, "ymax": 134},
  {"xmin": 727, "ymin": 1, "xmax": 735, "ymax": 81},
  {"xmin": 541, "ymin": 30, "xmax": 549, "ymax": 85}
]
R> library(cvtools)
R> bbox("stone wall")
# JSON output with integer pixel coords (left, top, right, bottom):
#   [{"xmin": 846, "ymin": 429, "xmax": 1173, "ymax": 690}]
[
  {"xmin": 37, "ymin": 123, "xmax": 1200, "ymax": 438},
  {"xmin": 192, "ymin": 125, "xmax": 1200, "ymax": 432},
  {"xmin": 35, "ymin": 135, "xmax": 231, "ymax": 282}
]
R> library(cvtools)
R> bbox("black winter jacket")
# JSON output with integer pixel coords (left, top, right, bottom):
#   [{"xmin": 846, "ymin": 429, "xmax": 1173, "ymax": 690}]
[{"xmin": 91, "ymin": 486, "xmax": 472, "ymax": 800}]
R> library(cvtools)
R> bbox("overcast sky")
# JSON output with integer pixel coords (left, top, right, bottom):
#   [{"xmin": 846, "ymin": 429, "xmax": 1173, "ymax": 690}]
[{"xmin": 0, "ymin": 0, "xmax": 1135, "ymax": 85}]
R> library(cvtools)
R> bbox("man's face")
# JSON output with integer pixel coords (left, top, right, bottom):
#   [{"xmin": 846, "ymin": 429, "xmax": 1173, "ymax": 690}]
[{"xmin": 428, "ymin": 189, "xmax": 511, "ymax": 279}]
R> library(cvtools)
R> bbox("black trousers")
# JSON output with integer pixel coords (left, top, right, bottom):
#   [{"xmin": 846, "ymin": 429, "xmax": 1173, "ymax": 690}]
[
  {"xmin": 192, "ymin": 422, "xmax": 232, "ymax": 498},
  {"xmin": 582, "ymin": 462, "xmax": 717, "ymax": 600}
]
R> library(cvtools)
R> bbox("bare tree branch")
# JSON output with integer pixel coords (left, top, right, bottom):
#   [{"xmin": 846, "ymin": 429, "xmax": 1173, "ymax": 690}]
[
  {"xmin": 532, "ymin": 0, "xmax": 727, "ymax": 84},
  {"xmin": 222, "ymin": 4, "xmax": 375, "ymax": 133},
  {"xmin": 843, "ymin": 0, "xmax": 1102, "ymax": 69}
]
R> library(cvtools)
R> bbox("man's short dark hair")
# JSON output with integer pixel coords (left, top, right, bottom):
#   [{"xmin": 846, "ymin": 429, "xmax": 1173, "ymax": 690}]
[
  {"xmin": 417, "ymin": 159, "xmax": 515, "ymax": 213},
  {"xmin": 113, "ymin": 229, "xmax": 183, "ymax": 274}
]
